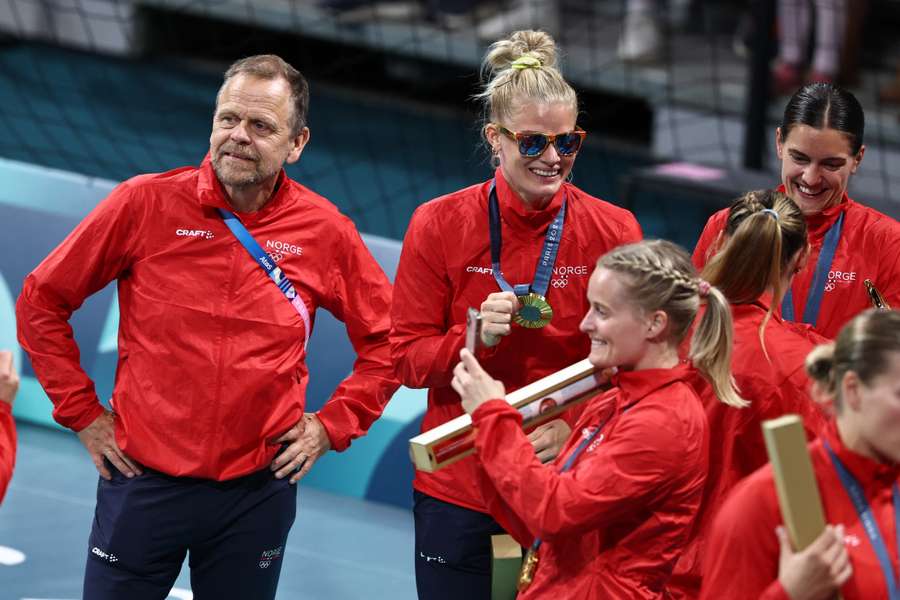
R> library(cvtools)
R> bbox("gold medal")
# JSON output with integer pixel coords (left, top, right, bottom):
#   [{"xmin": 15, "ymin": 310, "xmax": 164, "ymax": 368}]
[
  {"xmin": 517, "ymin": 547, "xmax": 540, "ymax": 591},
  {"xmin": 514, "ymin": 293, "xmax": 553, "ymax": 328}
]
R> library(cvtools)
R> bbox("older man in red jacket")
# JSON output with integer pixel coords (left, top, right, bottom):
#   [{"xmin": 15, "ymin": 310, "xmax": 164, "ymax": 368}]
[{"xmin": 16, "ymin": 54, "xmax": 398, "ymax": 600}]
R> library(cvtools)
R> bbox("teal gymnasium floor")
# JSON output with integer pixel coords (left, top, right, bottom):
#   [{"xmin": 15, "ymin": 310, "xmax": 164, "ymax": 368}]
[{"xmin": 2, "ymin": 423, "xmax": 417, "ymax": 599}]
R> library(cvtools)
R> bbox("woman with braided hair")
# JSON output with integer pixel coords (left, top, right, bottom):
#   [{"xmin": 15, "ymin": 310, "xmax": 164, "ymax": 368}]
[
  {"xmin": 670, "ymin": 189, "xmax": 830, "ymax": 598},
  {"xmin": 390, "ymin": 29, "xmax": 641, "ymax": 598},
  {"xmin": 452, "ymin": 239, "xmax": 741, "ymax": 598}
]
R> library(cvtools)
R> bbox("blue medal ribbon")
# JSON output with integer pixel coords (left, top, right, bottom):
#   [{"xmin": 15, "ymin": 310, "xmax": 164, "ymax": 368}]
[
  {"xmin": 218, "ymin": 208, "xmax": 311, "ymax": 349},
  {"xmin": 825, "ymin": 440, "xmax": 900, "ymax": 599},
  {"xmin": 782, "ymin": 212, "xmax": 844, "ymax": 326},
  {"xmin": 526, "ymin": 406, "xmax": 615, "ymax": 555},
  {"xmin": 488, "ymin": 180, "xmax": 567, "ymax": 299}
]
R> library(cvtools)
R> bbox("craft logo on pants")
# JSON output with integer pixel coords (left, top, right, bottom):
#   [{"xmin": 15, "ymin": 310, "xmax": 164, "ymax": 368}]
[
  {"xmin": 91, "ymin": 546, "xmax": 119, "ymax": 563},
  {"xmin": 259, "ymin": 545, "xmax": 284, "ymax": 569}
]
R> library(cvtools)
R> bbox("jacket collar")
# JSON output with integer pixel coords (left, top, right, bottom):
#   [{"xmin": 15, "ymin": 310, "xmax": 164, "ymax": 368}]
[
  {"xmin": 611, "ymin": 362, "xmax": 696, "ymax": 407},
  {"xmin": 732, "ymin": 294, "xmax": 785, "ymax": 324},
  {"xmin": 197, "ymin": 154, "xmax": 291, "ymax": 221},
  {"xmin": 823, "ymin": 420, "xmax": 900, "ymax": 490},
  {"xmin": 493, "ymin": 167, "xmax": 567, "ymax": 233}
]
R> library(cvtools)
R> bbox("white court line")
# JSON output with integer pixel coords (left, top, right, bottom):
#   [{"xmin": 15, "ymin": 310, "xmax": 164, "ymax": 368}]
[{"xmin": 0, "ymin": 545, "xmax": 26, "ymax": 565}]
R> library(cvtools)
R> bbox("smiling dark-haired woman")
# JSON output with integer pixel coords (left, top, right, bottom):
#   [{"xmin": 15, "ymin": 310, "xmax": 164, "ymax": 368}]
[{"xmin": 693, "ymin": 83, "xmax": 900, "ymax": 340}]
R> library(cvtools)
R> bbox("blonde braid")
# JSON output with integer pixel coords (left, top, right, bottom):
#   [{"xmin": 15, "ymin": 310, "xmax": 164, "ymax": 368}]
[{"xmin": 600, "ymin": 247, "xmax": 701, "ymax": 337}]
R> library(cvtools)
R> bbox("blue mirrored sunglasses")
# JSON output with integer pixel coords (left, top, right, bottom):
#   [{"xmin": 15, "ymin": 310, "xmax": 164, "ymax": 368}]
[{"xmin": 495, "ymin": 124, "xmax": 587, "ymax": 157}]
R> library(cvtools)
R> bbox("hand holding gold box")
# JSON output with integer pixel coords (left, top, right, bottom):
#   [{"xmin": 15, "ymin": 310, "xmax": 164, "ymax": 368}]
[
  {"xmin": 409, "ymin": 359, "xmax": 610, "ymax": 473},
  {"xmin": 763, "ymin": 415, "xmax": 846, "ymax": 599}
]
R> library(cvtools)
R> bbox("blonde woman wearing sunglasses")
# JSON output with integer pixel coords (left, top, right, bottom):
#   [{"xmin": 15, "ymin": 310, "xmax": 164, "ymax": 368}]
[{"xmin": 390, "ymin": 29, "xmax": 642, "ymax": 600}]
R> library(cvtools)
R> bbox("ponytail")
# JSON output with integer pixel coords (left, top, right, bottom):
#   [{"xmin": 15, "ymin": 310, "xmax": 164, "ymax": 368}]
[
  {"xmin": 690, "ymin": 285, "xmax": 746, "ymax": 407},
  {"xmin": 703, "ymin": 190, "xmax": 807, "ymax": 358}
]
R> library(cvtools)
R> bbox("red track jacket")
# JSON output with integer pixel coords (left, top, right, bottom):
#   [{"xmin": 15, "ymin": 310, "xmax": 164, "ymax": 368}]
[
  {"xmin": 472, "ymin": 364, "xmax": 709, "ymax": 599},
  {"xmin": 0, "ymin": 402, "xmax": 14, "ymax": 503},
  {"xmin": 692, "ymin": 190, "xmax": 900, "ymax": 339},
  {"xmin": 670, "ymin": 301, "xmax": 829, "ymax": 597},
  {"xmin": 390, "ymin": 169, "xmax": 642, "ymax": 511},
  {"xmin": 701, "ymin": 421, "xmax": 900, "ymax": 600},
  {"xmin": 16, "ymin": 158, "xmax": 398, "ymax": 481}
]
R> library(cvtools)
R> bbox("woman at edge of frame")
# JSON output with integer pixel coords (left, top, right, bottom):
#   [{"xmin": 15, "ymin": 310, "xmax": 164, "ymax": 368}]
[
  {"xmin": 389, "ymin": 29, "xmax": 642, "ymax": 599},
  {"xmin": 668, "ymin": 190, "xmax": 831, "ymax": 599},
  {"xmin": 692, "ymin": 83, "xmax": 900, "ymax": 340},
  {"xmin": 701, "ymin": 309, "xmax": 900, "ymax": 600},
  {"xmin": 452, "ymin": 239, "xmax": 744, "ymax": 599}
]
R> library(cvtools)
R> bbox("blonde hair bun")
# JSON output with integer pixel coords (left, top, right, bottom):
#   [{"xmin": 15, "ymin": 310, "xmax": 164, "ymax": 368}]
[
  {"xmin": 805, "ymin": 343, "xmax": 836, "ymax": 391},
  {"xmin": 475, "ymin": 29, "xmax": 577, "ymax": 150},
  {"xmin": 482, "ymin": 30, "xmax": 559, "ymax": 79}
]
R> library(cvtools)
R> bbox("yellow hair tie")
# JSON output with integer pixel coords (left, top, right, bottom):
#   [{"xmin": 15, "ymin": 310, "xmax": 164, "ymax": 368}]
[{"xmin": 511, "ymin": 54, "xmax": 542, "ymax": 70}]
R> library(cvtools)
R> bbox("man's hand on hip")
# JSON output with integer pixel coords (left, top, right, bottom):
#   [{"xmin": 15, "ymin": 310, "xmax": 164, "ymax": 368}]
[
  {"xmin": 0, "ymin": 351, "xmax": 20, "ymax": 407},
  {"xmin": 77, "ymin": 410, "xmax": 142, "ymax": 480},
  {"xmin": 272, "ymin": 413, "xmax": 332, "ymax": 484}
]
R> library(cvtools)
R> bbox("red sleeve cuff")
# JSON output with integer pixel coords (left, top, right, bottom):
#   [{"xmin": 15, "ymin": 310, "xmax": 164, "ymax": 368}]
[
  {"xmin": 313, "ymin": 407, "xmax": 349, "ymax": 452},
  {"xmin": 0, "ymin": 402, "xmax": 10, "ymax": 416},
  {"xmin": 760, "ymin": 580, "xmax": 792, "ymax": 600},
  {"xmin": 59, "ymin": 401, "xmax": 105, "ymax": 433}
]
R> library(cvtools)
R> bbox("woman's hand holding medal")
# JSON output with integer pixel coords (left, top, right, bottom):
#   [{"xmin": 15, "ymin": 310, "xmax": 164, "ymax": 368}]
[
  {"xmin": 452, "ymin": 348, "xmax": 507, "ymax": 414},
  {"xmin": 479, "ymin": 291, "xmax": 520, "ymax": 347}
]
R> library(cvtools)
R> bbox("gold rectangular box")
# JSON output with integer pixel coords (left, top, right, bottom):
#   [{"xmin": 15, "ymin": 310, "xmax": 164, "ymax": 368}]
[
  {"xmin": 762, "ymin": 414, "xmax": 828, "ymax": 550},
  {"xmin": 409, "ymin": 359, "xmax": 606, "ymax": 472}
]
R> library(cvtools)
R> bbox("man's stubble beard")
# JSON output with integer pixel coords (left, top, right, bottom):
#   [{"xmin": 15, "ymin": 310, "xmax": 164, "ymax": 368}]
[{"xmin": 212, "ymin": 159, "xmax": 263, "ymax": 189}]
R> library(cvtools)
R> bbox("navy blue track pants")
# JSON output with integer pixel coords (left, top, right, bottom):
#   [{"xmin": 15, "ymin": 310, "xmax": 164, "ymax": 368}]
[
  {"xmin": 83, "ymin": 462, "xmax": 297, "ymax": 600},
  {"xmin": 413, "ymin": 490, "xmax": 505, "ymax": 600}
]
